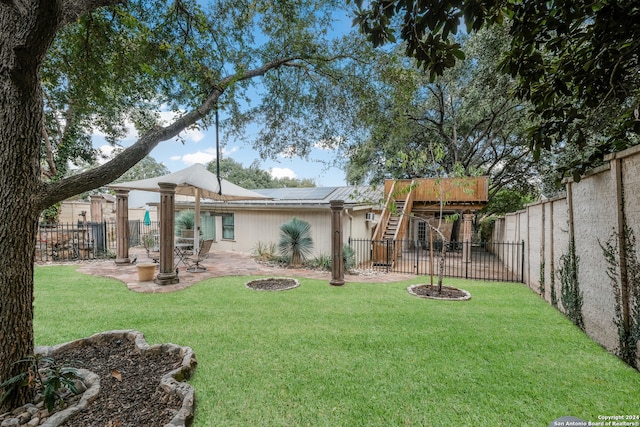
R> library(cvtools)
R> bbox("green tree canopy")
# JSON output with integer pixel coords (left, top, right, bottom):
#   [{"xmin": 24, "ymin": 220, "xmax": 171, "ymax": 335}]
[
  {"xmin": 350, "ymin": 0, "xmax": 640, "ymax": 180},
  {"xmin": 0, "ymin": 0, "xmax": 371, "ymax": 410},
  {"xmin": 207, "ymin": 158, "xmax": 315, "ymax": 189},
  {"xmin": 113, "ymin": 155, "xmax": 170, "ymax": 183},
  {"xmin": 346, "ymin": 27, "xmax": 539, "ymax": 202}
]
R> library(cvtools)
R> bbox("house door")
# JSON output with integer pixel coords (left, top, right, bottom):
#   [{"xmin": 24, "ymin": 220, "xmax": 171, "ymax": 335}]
[{"xmin": 199, "ymin": 214, "xmax": 216, "ymax": 241}]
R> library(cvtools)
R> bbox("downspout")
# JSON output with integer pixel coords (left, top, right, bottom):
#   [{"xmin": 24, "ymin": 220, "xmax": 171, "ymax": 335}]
[{"xmin": 344, "ymin": 208, "xmax": 353, "ymax": 240}]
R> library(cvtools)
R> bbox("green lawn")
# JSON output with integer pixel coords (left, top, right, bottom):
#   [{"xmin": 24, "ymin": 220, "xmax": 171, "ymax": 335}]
[{"xmin": 35, "ymin": 266, "xmax": 639, "ymax": 426}]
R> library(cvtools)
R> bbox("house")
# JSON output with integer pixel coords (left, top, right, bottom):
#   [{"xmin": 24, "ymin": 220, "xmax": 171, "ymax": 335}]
[
  {"xmin": 165, "ymin": 176, "xmax": 488, "ymax": 263},
  {"xmin": 166, "ymin": 185, "xmax": 383, "ymax": 258},
  {"xmin": 371, "ymin": 177, "xmax": 489, "ymax": 267}
]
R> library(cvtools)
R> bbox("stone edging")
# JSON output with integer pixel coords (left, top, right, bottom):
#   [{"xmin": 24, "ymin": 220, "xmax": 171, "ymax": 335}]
[
  {"xmin": 245, "ymin": 277, "xmax": 300, "ymax": 291},
  {"xmin": 406, "ymin": 284, "xmax": 472, "ymax": 301},
  {"xmin": 35, "ymin": 330, "xmax": 197, "ymax": 427}
]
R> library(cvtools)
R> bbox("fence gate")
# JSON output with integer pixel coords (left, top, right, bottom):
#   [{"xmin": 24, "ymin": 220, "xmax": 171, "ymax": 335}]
[{"xmin": 349, "ymin": 238, "xmax": 525, "ymax": 283}]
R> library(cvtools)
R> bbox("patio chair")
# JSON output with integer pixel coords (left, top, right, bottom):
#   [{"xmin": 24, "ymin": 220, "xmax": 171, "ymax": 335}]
[{"xmin": 185, "ymin": 239, "xmax": 214, "ymax": 272}]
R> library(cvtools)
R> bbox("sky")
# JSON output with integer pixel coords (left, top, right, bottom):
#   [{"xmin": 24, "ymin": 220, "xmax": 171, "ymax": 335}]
[
  {"xmin": 95, "ymin": 112, "xmax": 349, "ymax": 188},
  {"xmin": 93, "ymin": 6, "xmax": 356, "ymax": 188}
]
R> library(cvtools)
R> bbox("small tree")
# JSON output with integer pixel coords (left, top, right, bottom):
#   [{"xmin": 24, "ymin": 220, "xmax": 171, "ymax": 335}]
[{"xmin": 279, "ymin": 218, "xmax": 314, "ymax": 267}]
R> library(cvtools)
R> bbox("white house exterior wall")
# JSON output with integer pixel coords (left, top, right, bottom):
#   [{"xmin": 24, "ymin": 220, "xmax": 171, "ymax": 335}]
[{"xmin": 211, "ymin": 208, "xmax": 371, "ymax": 257}]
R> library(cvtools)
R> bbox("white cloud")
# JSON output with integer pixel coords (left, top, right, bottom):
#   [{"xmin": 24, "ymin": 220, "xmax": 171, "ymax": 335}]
[
  {"xmin": 92, "ymin": 108, "xmax": 206, "ymax": 147},
  {"xmin": 158, "ymin": 111, "xmax": 206, "ymax": 143},
  {"xmin": 180, "ymin": 148, "xmax": 218, "ymax": 165},
  {"xmin": 172, "ymin": 146, "xmax": 241, "ymax": 166},
  {"xmin": 269, "ymin": 167, "xmax": 296, "ymax": 179}
]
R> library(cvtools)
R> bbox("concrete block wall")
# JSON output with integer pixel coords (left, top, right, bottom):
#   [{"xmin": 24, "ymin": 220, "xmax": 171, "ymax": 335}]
[{"xmin": 492, "ymin": 145, "xmax": 640, "ymax": 367}]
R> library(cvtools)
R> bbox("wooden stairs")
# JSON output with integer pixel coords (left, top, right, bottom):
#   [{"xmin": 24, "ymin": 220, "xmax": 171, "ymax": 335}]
[{"xmin": 372, "ymin": 181, "xmax": 415, "ymax": 268}]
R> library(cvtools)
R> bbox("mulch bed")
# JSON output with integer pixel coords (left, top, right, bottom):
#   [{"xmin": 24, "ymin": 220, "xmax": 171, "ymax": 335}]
[
  {"xmin": 245, "ymin": 278, "xmax": 299, "ymax": 291},
  {"xmin": 54, "ymin": 337, "xmax": 184, "ymax": 427},
  {"xmin": 408, "ymin": 284, "xmax": 471, "ymax": 300}
]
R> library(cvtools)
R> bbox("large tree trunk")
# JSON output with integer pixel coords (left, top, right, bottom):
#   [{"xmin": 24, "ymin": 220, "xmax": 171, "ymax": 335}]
[
  {"xmin": 0, "ymin": 2, "xmax": 59, "ymax": 410},
  {"xmin": 0, "ymin": 0, "xmax": 299, "ymax": 410}
]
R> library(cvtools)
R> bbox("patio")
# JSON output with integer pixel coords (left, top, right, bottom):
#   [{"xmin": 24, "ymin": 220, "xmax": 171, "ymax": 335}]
[{"xmin": 73, "ymin": 247, "xmax": 416, "ymax": 293}]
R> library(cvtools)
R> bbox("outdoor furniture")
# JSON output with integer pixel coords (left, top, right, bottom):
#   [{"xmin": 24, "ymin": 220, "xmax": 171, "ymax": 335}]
[
  {"xmin": 174, "ymin": 241, "xmax": 194, "ymax": 269},
  {"xmin": 186, "ymin": 239, "xmax": 214, "ymax": 272}
]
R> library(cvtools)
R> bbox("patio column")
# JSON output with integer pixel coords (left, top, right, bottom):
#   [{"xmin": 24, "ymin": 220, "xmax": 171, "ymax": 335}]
[
  {"xmin": 155, "ymin": 182, "xmax": 180, "ymax": 285},
  {"xmin": 330, "ymin": 200, "xmax": 345, "ymax": 286},
  {"xmin": 115, "ymin": 190, "xmax": 130, "ymax": 265},
  {"xmin": 462, "ymin": 213, "xmax": 474, "ymax": 264},
  {"xmin": 90, "ymin": 195, "xmax": 104, "ymax": 222}
]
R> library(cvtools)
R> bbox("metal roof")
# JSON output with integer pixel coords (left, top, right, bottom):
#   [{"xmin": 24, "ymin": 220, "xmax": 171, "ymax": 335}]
[
  {"xmin": 192, "ymin": 185, "xmax": 383, "ymax": 208},
  {"xmin": 251, "ymin": 185, "xmax": 381, "ymax": 205}
]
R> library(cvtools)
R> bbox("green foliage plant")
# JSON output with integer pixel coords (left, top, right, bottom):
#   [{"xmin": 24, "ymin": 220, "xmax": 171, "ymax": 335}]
[
  {"xmin": 41, "ymin": 203, "xmax": 61, "ymax": 224},
  {"xmin": 558, "ymin": 239, "xmax": 584, "ymax": 330},
  {"xmin": 343, "ymin": 244, "xmax": 356, "ymax": 271},
  {"xmin": 308, "ymin": 245, "xmax": 355, "ymax": 272},
  {"xmin": 601, "ymin": 227, "xmax": 640, "ymax": 368},
  {"xmin": 0, "ymin": 355, "xmax": 79, "ymax": 413},
  {"xmin": 278, "ymin": 218, "xmax": 314, "ymax": 267},
  {"xmin": 253, "ymin": 241, "xmax": 278, "ymax": 262},
  {"xmin": 309, "ymin": 254, "xmax": 332, "ymax": 270},
  {"xmin": 175, "ymin": 210, "xmax": 195, "ymax": 232}
]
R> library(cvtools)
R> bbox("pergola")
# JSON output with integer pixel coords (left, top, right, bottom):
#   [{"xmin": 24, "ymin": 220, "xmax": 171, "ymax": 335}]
[{"xmin": 108, "ymin": 163, "xmax": 268, "ymax": 285}]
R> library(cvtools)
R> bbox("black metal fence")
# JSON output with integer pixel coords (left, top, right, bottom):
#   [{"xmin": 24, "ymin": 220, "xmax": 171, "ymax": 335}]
[
  {"xmin": 348, "ymin": 238, "xmax": 525, "ymax": 282},
  {"xmin": 35, "ymin": 221, "xmax": 160, "ymax": 262}
]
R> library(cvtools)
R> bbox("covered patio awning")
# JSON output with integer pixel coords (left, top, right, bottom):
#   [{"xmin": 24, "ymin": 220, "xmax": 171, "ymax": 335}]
[
  {"xmin": 108, "ymin": 163, "xmax": 269, "ymax": 284},
  {"xmin": 108, "ymin": 163, "xmax": 268, "ymax": 201}
]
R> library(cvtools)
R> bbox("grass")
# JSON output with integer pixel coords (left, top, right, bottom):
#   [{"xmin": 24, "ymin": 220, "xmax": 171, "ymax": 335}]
[{"xmin": 34, "ymin": 266, "xmax": 640, "ymax": 426}]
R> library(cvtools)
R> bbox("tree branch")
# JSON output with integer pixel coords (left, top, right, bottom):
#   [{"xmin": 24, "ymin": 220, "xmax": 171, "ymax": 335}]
[
  {"xmin": 35, "ymin": 56, "xmax": 299, "ymax": 209},
  {"xmin": 58, "ymin": 0, "xmax": 126, "ymax": 28}
]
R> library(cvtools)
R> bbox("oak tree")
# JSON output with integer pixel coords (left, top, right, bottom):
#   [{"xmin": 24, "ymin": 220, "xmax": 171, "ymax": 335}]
[
  {"xmin": 0, "ymin": 0, "xmax": 365, "ymax": 409},
  {"xmin": 351, "ymin": 0, "xmax": 640, "ymax": 180}
]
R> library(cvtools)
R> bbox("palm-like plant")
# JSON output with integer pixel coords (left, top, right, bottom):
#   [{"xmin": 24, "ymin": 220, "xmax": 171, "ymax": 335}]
[
  {"xmin": 279, "ymin": 218, "xmax": 314, "ymax": 266},
  {"xmin": 175, "ymin": 210, "xmax": 195, "ymax": 236}
]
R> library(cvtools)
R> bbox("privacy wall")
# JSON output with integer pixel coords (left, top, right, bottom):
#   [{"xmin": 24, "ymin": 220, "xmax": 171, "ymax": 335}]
[{"xmin": 492, "ymin": 145, "xmax": 640, "ymax": 369}]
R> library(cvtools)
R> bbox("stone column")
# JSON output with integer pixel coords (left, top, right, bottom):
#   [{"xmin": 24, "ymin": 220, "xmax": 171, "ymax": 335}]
[
  {"xmin": 155, "ymin": 182, "xmax": 179, "ymax": 285},
  {"xmin": 90, "ymin": 195, "xmax": 105, "ymax": 222},
  {"xmin": 114, "ymin": 190, "xmax": 130, "ymax": 265},
  {"xmin": 330, "ymin": 200, "xmax": 345, "ymax": 286},
  {"xmin": 462, "ymin": 213, "xmax": 474, "ymax": 264}
]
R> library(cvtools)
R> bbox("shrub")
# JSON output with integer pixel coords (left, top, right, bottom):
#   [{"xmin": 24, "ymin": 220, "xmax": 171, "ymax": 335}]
[
  {"xmin": 1, "ymin": 355, "xmax": 79, "ymax": 413},
  {"xmin": 253, "ymin": 241, "xmax": 278, "ymax": 261},
  {"xmin": 343, "ymin": 244, "xmax": 356, "ymax": 271},
  {"xmin": 309, "ymin": 254, "xmax": 332, "ymax": 270},
  {"xmin": 175, "ymin": 210, "xmax": 195, "ymax": 232},
  {"xmin": 279, "ymin": 218, "xmax": 314, "ymax": 266}
]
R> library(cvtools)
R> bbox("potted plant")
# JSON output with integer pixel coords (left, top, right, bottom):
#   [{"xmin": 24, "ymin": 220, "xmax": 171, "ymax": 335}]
[{"xmin": 175, "ymin": 210, "xmax": 195, "ymax": 238}]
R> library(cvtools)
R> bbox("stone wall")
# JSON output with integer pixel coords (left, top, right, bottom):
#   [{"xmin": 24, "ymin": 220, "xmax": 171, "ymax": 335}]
[{"xmin": 492, "ymin": 145, "xmax": 640, "ymax": 368}]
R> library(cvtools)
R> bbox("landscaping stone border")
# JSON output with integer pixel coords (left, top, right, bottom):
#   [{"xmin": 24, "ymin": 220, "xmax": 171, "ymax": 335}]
[
  {"xmin": 406, "ymin": 284, "xmax": 472, "ymax": 301},
  {"xmin": 34, "ymin": 330, "xmax": 197, "ymax": 427}
]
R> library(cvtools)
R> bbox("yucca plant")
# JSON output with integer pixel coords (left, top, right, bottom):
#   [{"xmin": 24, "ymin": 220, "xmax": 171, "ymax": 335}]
[{"xmin": 279, "ymin": 217, "xmax": 314, "ymax": 266}]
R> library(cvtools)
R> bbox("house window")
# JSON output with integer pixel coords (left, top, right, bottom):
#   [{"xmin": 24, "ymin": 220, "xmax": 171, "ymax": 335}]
[
  {"xmin": 222, "ymin": 213, "xmax": 234, "ymax": 240},
  {"xmin": 417, "ymin": 221, "xmax": 427, "ymax": 242}
]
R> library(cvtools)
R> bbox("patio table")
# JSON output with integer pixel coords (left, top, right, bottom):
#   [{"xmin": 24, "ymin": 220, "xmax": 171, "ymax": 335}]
[{"xmin": 174, "ymin": 241, "xmax": 194, "ymax": 269}]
